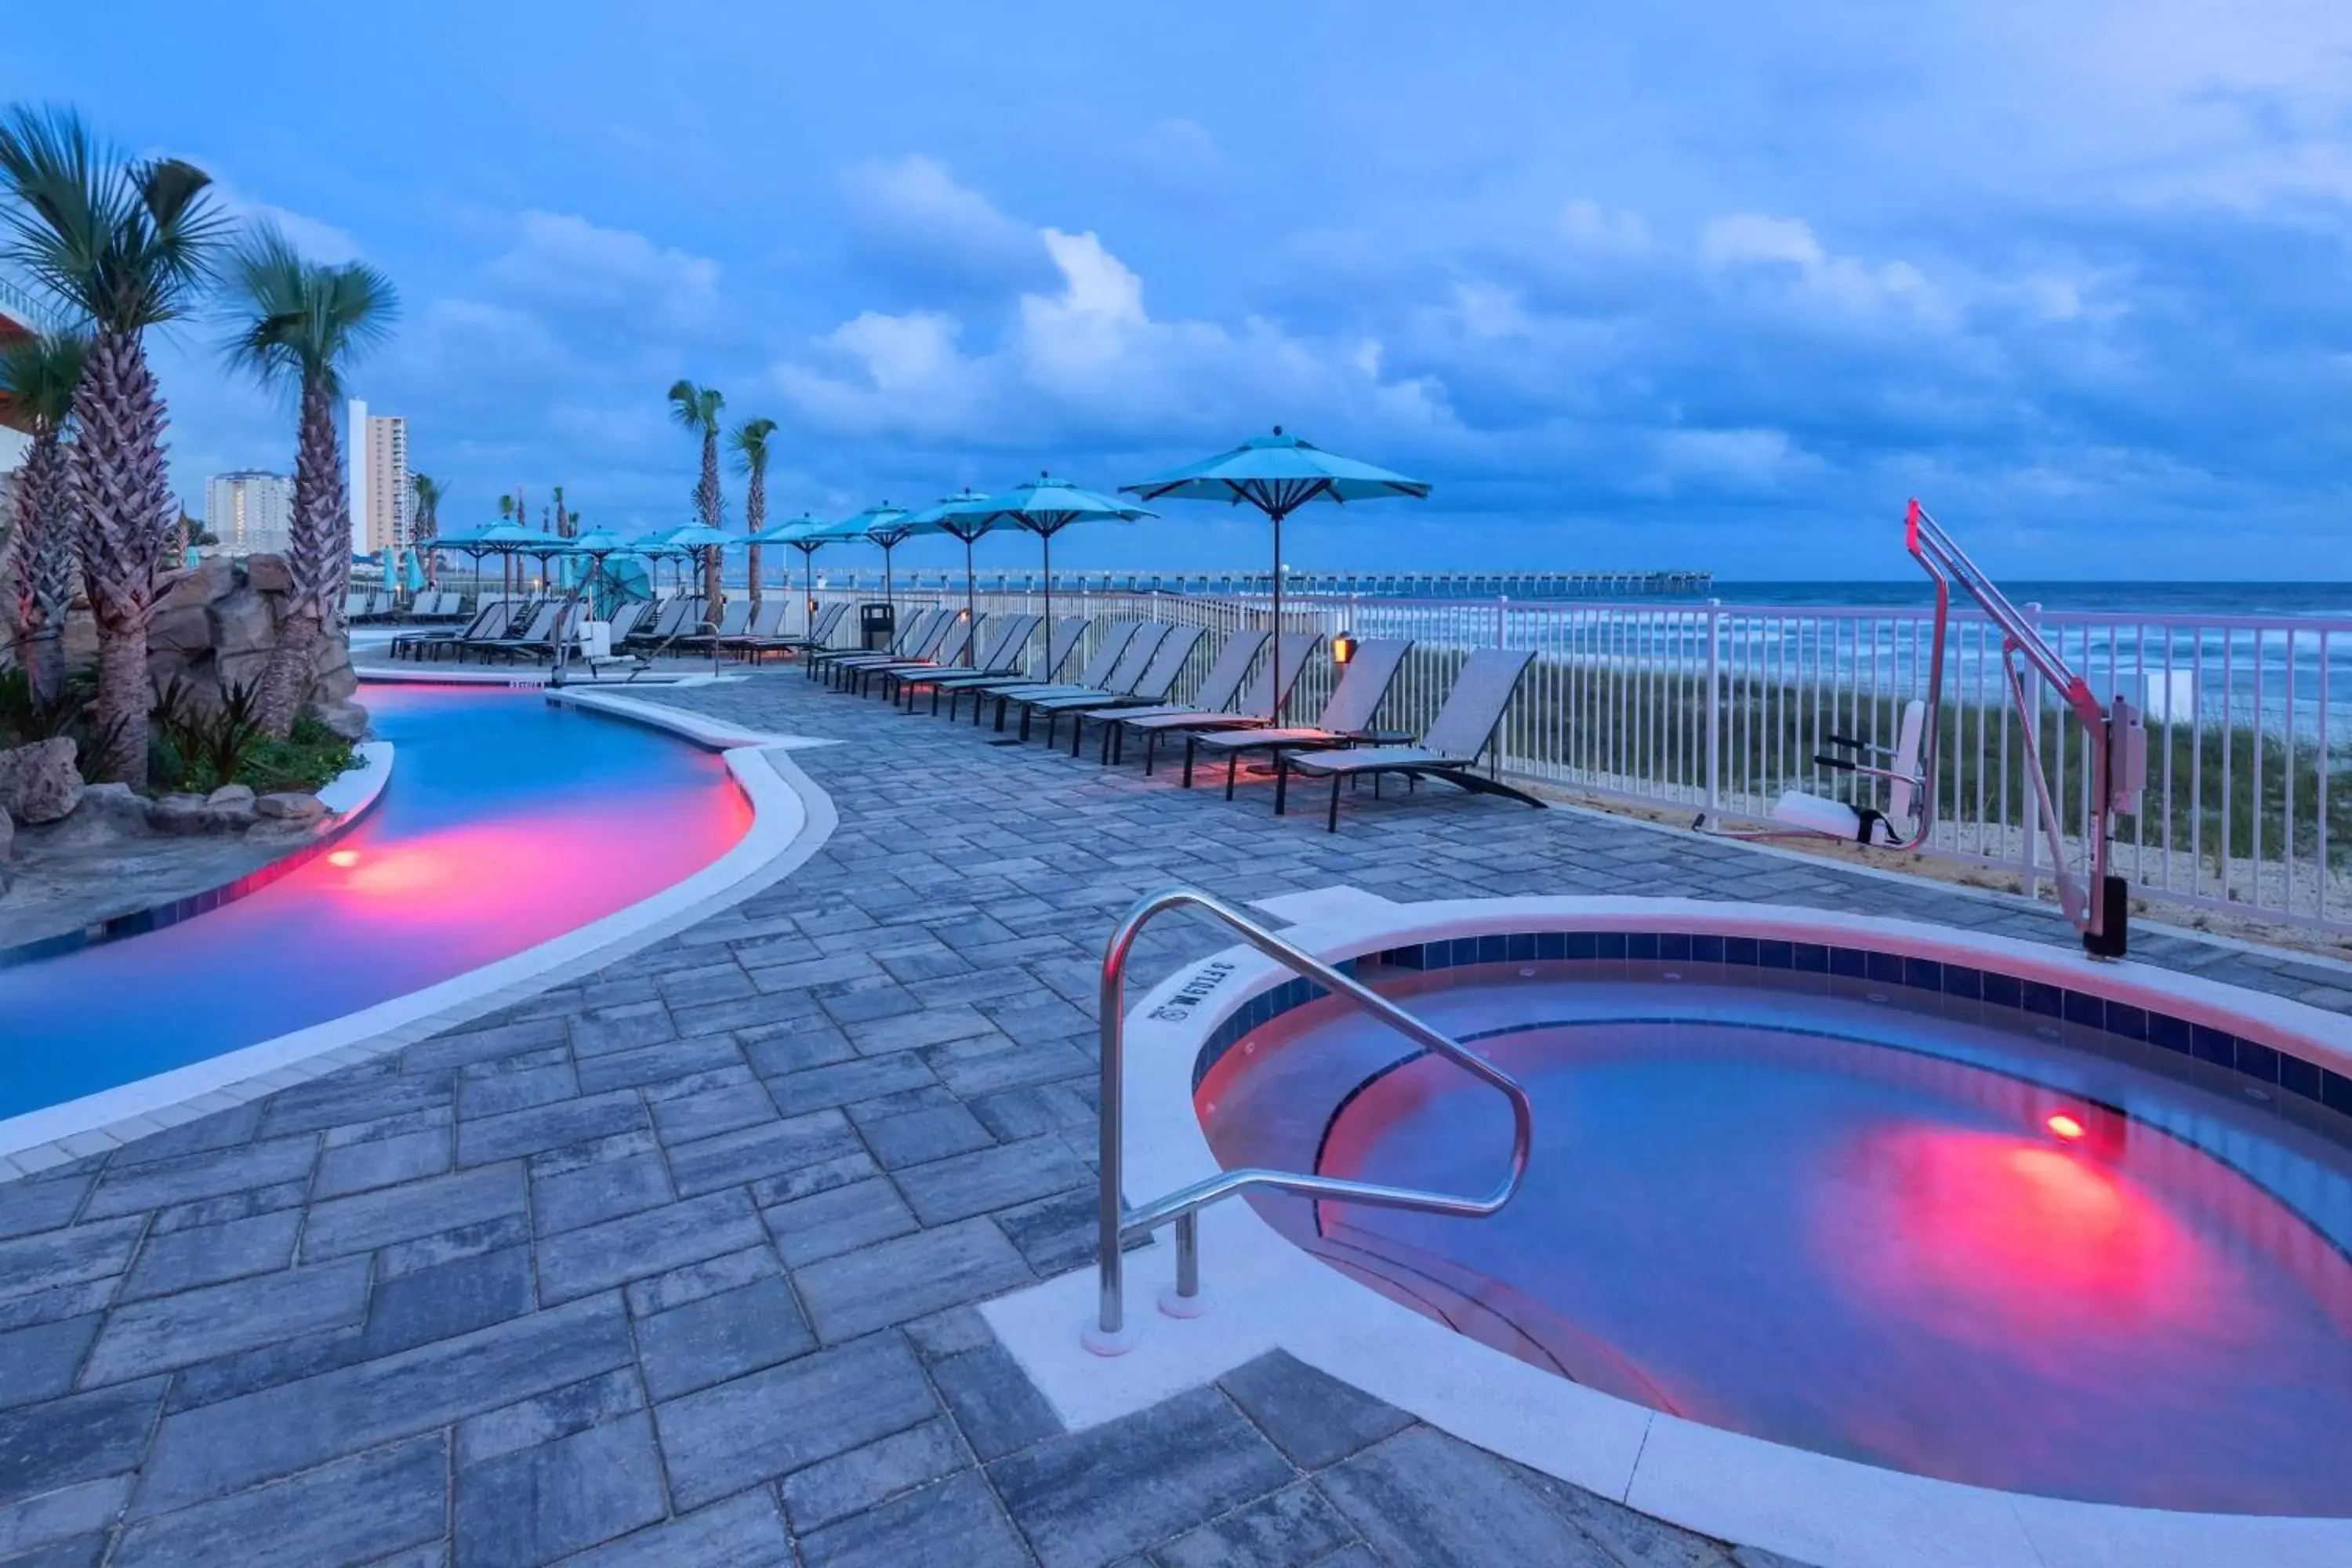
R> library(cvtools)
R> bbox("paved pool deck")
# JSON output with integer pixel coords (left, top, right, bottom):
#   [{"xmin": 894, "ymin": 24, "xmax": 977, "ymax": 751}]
[{"xmin": 3, "ymin": 670, "xmax": 2347, "ymax": 1567}]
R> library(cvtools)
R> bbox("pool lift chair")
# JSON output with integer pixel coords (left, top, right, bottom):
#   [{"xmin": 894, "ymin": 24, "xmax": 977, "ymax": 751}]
[{"xmin": 1693, "ymin": 499, "xmax": 2147, "ymax": 959}]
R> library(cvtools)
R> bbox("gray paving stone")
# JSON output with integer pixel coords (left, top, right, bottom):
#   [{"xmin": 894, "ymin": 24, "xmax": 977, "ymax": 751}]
[
  {"xmin": 647, "ymin": 1076, "xmax": 775, "ymax": 1144},
  {"xmin": 989, "ymin": 1386, "xmax": 1291, "ymax": 1568},
  {"xmin": 746, "ymin": 953, "xmax": 881, "ymax": 993},
  {"xmin": 1317, "ymin": 1426, "xmax": 1618, "ymax": 1567},
  {"xmin": 742, "ymin": 1023, "xmax": 858, "ymax": 1078},
  {"xmin": 636, "ymin": 1276, "xmax": 815, "ymax": 1399},
  {"xmin": 931, "ymin": 1340, "xmax": 1062, "ymax": 1461},
  {"xmin": 132, "ymin": 1293, "xmax": 633, "ymax": 1516},
  {"xmin": 0, "ymin": 1313, "xmax": 100, "ymax": 1411},
  {"xmin": 360, "ymin": 1243, "xmax": 536, "ymax": 1357},
  {"xmin": 652, "ymin": 1332, "xmax": 939, "ymax": 1509},
  {"xmin": 0, "ymin": 1531, "xmax": 106, "ymax": 1566},
  {"xmin": 377, "ymin": 1212, "xmax": 535, "ymax": 1278},
  {"xmin": 457, "ymin": 1368, "xmax": 644, "ymax": 1467},
  {"xmin": 894, "ymin": 1135, "xmax": 1089, "ymax": 1225},
  {"xmin": 535, "ymin": 1189, "xmax": 767, "ymax": 1304},
  {"xmin": 113, "ymin": 1432, "xmax": 446, "ymax": 1568},
  {"xmin": 314, "ymin": 1125, "xmax": 452, "ymax": 1199},
  {"xmin": 924, "ymin": 1036, "xmax": 1093, "ymax": 1098},
  {"xmin": 0, "ymin": 1217, "xmax": 147, "ymax": 1309},
  {"xmin": 902, "ymin": 1304, "xmax": 996, "ymax": 1362},
  {"xmin": 82, "ymin": 1136, "xmax": 318, "ymax": 1220},
  {"xmin": 622, "ymin": 1243, "xmax": 782, "ymax": 1317},
  {"xmin": 859, "ymin": 1102, "xmax": 995, "ymax": 1170},
  {"xmin": 253, "ymin": 1072, "xmax": 453, "ymax": 1139},
  {"xmin": 530, "ymin": 1149, "xmax": 673, "ymax": 1235},
  {"xmin": 969, "ymin": 1077, "xmax": 1097, "ymax": 1142},
  {"xmin": 748, "ymin": 1150, "xmax": 882, "ymax": 1207},
  {"xmin": 1217, "ymin": 1352, "xmax": 1414, "ymax": 1471},
  {"xmin": 1510, "ymin": 1460, "xmax": 1743, "ymax": 1566},
  {"xmin": 800, "ymin": 1469, "xmax": 1029, "ymax": 1568},
  {"xmin": 765, "ymin": 1052, "xmax": 938, "ymax": 1115},
  {"xmin": 401, "ymin": 1015, "xmax": 568, "ymax": 1073},
  {"xmin": 301, "ymin": 1162, "xmax": 527, "ymax": 1261},
  {"xmin": 0, "ymin": 1474, "xmax": 128, "ymax": 1561},
  {"xmin": 457, "ymin": 1090, "xmax": 648, "ymax": 1167},
  {"xmin": 119, "ymin": 1206, "xmax": 299, "ymax": 1300},
  {"xmin": 659, "ymin": 962, "xmax": 758, "ymax": 1005},
  {"xmin": 568, "ymin": 1001, "xmax": 678, "ymax": 1057},
  {"xmin": 762, "ymin": 1178, "xmax": 917, "ymax": 1267},
  {"xmin": 1150, "ymin": 1480, "xmax": 1359, "ymax": 1568},
  {"xmin": 840, "ymin": 1083, "xmax": 964, "ymax": 1127},
  {"xmin": 666, "ymin": 1109, "xmax": 863, "ymax": 1196},
  {"xmin": 0, "ymin": 1376, "xmax": 165, "ymax": 1508},
  {"xmin": 993, "ymin": 1186, "xmax": 1099, "ymax": 1275},
  {"xmin": 457, "ymin": 1055, "xmax": 580, "ymax": 1120},
  {"xmin": 576, "ymin": 1033, "xmax": 743, "ymax": 1094},
  {"xmin": 780, "ymin": 1416, "xmax": 968, "ymax": 1533},
  {"xmin": 456, "ymin": 1409, "xmax": 668, "ymax": 1568},
  {"xmin": 560, "ymin": 1488, "xmax": 793, "ymax": 1567},
  {"xmin": 794, "ymin": 1217, "xmax": 1033, "ymax": 1342},
  {"xmin": 0, "ymin": 1174, "xmax": 94, "ymax": 1243},
  {"xmin": 148, "ymin": 1178, "xmax": 307, "ymax": 1235},
  {"xmin": 84, "ymin": 1256, "xmax": 371, "ymax": 1384}
]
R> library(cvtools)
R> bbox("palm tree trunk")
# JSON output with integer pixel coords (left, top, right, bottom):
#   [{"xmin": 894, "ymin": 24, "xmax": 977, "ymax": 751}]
[
  {"xmin": 258, "ymin": 375, "xmax": 345, "ymax": 736},
  {"xmin": 698, "ymin": 431, "xmax": 723, "ymax": 608},
  {"xmin": 744, "ymin": 466, "xmax": 766, "ymax": 608},
  {"xmin": 71, "ymin": 328, "xmax": 174, "ymax": 787},
  {"xmin": 18, "ymin": 429, "xmax": 74, "ymax": 708}
]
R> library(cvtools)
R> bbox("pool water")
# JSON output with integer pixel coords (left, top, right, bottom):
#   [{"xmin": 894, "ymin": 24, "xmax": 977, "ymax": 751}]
[
  {"xmin": 0, "ymin": 684, "xmax": 751, "ymax": 1121},
  {"xmin": 1200, "ymin": 963, "xmax": 2352, "ymax": 1515}
]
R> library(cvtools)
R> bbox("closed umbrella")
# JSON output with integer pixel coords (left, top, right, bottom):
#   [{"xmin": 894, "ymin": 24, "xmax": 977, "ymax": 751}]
[
  {"xmin": 1123, "ymin": 427, "xmax": 1429, "ymax": 723},
  {"xmin": 979, "ymin": 473, "xmax": 1154, "ymax": 633},
  {"xmin": 899, "ymin": 489, "xmax": 1000, "ymax": 643}
]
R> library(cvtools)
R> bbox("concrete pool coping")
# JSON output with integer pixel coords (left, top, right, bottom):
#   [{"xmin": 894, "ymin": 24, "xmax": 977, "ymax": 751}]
[
  {"xmin": 982, "ymin": 891, "xmax": 2352, "ymax": 1568},
  {"xmin": 0, "ymin": 691, "xmax": 839, "ymax": 1177}
]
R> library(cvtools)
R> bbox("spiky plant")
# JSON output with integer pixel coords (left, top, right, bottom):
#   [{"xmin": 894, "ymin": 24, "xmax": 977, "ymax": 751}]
[
  {"xmin": 0, "ymin": 107, "xmax": 228, "ymax": 785},
  {"xmin": 669, "ymin": 379, "xmax": 725, "ymax": 606},
  {"xmin": 410, "ymin": 471, "xmax": 443, "ymax": 583},
  {"xmin": 0, "ymin": 328, "xmax": 87, "ymax": 707},
  {"xmin": 730, "ymin": 416, "xmax": 776, "ymax": 607},
  {"xmin": 222, "ymin": 223, "xmax": 398, "ymax": 736}
]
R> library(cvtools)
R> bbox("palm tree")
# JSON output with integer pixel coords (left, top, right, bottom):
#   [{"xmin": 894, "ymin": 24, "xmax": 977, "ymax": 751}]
[
  {"xmin": 0, "ymin": 108, "xmax": 227, "ymax": 785},
  {"xmin": 551, "ymin": 482, "xmax": 569, "ymax": 539},
  {"xmin": 223, "ymin": 223, "xmax": 399, "ymax": 737},
  {"xmin": 730, "ymin": 416, "xmax": 776, "ymax": 608},
  {"xmin": 0, "ymin": 329, "xmax": 87, "ymax": 707},
  {"xmin": 668, "ymin": 379, "xmax": 725, "ymax": 607},
  {"xmin": 410, "ymin": 471, "xmax": 444, "ymax": 584}
]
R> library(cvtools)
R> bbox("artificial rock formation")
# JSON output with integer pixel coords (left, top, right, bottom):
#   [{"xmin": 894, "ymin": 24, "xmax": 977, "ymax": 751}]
[
  {"xmin": 0, "ymin": 736, "xmax": 84, "ymax": 824},
  {"xmin": 137, "ymin": 554, "xmax": 365, "ymax": 736}
]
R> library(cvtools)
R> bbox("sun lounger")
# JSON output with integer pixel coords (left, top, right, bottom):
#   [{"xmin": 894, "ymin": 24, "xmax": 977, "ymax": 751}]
[
  {"xmin": 673, "ymin": 601, "xmax": 752, "ymax": 651},
  {"xmin": 825, "ymin": 611, "xmax": 960, "ymax": 688},
  {"xmin": 1019, "ymin": 625, "xmax": 1203, "ymax": 751},
  {"xmin": 1105, "ymin": 632, "xmax": 1323, "ymax": 772},
  {"xmin": 1283, "ymin": 646, "xmax": 1541, "ymax": 829},
  {"xmin": 1183, "ymin": 637, "xmax": 1414, "ymax": 793},
  {"xmin": 424, "ymin": 597, "xmax": 542, "ymax": 662},
  {"xmin": 743, "ymin": 601, "xmax": 849, "ymax": 663},
  {"xmin": 928, "ymin": 618, "xmax": 1093, "ymax": 719},
  {"xmin": 469, "ymin": 602, "xmax": 567, "ymax": 663},
  {"xmin": 848, "ymin": 615, "xmax": 977, "ymax": 696},
  {"xmin": 887, "ymin": 614, "xmax": 1043, "ymax": 710},
  {"xmin": 811, "ymin": 608, "xmax": 949, "ymax": 683},
  {"xmin": 1073, "ymin": 629, "xmax": 1263, "ymax": 764},
  {"xmin": 987, "ymin": 623, "xmax": 1163, "ymax": 738},
  {"xmin": 390, "ymin": 600, "xmax": 506, "ymax": 661}
]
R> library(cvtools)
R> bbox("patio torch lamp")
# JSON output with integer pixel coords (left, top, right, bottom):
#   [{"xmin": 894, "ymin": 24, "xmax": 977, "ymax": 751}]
[{"xmin": 1123, "ymin": 427, "xmax": 1428, "ymax": 724}]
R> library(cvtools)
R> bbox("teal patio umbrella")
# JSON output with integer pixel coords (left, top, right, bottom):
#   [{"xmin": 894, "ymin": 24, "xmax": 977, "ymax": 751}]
[
  {"xmin": 746, "ymin": 512, "xmax": 830, "ymax": 636},
  {"xmin": 980, "ymin": 473, "xmax": 1154, "ymax": 632},
  {"xmin": 817, "ymin": 503, "xmax": 916, "ymax": 615},
  {"xmin": 896, "ymin": 489, "xmax": 1002, "ymax": 633},
  {"xmin": 625, "ymin": 531, "xmax": 690, "ymax": 595},
  {"xmin": 1123, "ymin": 426, "xmax": 1429, "ymax": 722},
  {"xmin": 444, "ymin": 521, "xmax": 543, "ymax": 603},
  {"xmin": 639, "ymin": 524, "xmax": 737, "ymax": 608},
  {"xmin": 560, "ymin": 528, "xmax": 635, "ymax": 616}
]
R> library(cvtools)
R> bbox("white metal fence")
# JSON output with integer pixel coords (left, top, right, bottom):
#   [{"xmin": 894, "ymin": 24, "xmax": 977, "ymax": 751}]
[{"xmin": 801, "ymin": 586, "xmax": 2352, "ymax": 935}]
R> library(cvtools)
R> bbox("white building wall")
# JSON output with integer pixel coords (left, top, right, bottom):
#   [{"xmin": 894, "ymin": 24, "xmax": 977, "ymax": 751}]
[{"xmin": 204, "ymin": 471, "xmax": 295, "ymax": 556}]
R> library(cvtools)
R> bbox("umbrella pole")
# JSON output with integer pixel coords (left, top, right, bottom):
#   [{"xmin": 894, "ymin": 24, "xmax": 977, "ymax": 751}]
[
  {"xmin": 1270, "ymin": 510, "xmax": 1284, "ymax": 725},
  {"xmin": 964, "ymin": 535, "xmax": 977, "ymax": 653},
  {"xmin": 1040, "ymin": 530, "xmax": 1052, "ymax": 646}
]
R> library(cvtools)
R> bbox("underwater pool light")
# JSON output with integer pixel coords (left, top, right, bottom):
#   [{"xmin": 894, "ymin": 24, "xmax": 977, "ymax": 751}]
[
  {"xmin": 2045, "ymin": 1112, "xmax": 2086, "ymax": 1142},
  {"xmin": 327, "ymin": 850, "xmax": 361, "ymax": 869}
]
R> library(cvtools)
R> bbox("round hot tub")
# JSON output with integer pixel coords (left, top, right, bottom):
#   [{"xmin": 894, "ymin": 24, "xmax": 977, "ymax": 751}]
[{"xmin": 1185, "ymin": 902, "xmax": 2352, "ymax": 1522}]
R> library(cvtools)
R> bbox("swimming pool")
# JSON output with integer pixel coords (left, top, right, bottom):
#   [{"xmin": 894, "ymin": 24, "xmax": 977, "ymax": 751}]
[
  {"xmin": 1192, "ymin": 909, "xmax": 2352, "ymax": 1519},
  {"xmin": 0, "ymin": 684, "xmax": 752, "ymax": 1123}
]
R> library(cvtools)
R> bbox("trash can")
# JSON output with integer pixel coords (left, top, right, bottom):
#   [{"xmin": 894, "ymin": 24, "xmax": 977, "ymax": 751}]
[{"xmin": 860, "ymin": 601, "xmax": 896, "ymax": 650}]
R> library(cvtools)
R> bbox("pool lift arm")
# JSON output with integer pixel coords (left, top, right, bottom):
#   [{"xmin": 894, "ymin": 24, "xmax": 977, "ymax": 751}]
[{"xmin": 1695, "ymin": 501, "xmax": 2144, "ymax": 958}]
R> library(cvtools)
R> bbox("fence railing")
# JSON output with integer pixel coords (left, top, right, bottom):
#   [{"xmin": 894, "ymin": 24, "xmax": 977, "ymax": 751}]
[{"xmin": 795, "ymin": 586, "xmax": 2352, "ymax": 935}]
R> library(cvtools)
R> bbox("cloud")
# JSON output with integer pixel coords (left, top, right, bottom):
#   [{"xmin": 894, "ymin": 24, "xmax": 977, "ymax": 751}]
[
  {"xmin": 484, "ymin": 211, "xmax": 723, "ymax": 332},
  {"xmin": 212, "ymin": 183, "xmax": 365, "ymax": 264},
  {"xmin": 837, "ymin": 155, "xmax": 1049, "ymax": 292}
]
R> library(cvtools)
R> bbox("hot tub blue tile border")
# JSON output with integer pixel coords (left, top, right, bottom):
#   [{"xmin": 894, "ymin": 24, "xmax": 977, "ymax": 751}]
[{"xmin": 1189, "ymin": 927, "xmax": 2352, "ymax": 1123}]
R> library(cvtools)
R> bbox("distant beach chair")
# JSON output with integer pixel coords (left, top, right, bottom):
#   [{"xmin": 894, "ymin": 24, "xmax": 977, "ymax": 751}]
[{"xmin": 1282, "ymin": 647, "xmax": 1543, "ymax": 830}]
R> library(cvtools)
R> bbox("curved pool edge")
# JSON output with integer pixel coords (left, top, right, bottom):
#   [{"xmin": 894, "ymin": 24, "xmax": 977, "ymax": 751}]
[
  {"xmin": 978, "ymin": 892, "xmax": 2352, "ymax": 1568},
  {"xmin": 0, "ymin": 702, "xmax": 838, "ymax": 1178}
]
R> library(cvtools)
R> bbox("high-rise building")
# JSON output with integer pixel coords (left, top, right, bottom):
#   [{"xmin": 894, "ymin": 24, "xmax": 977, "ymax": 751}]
[
  {"xmin": 204, "ymin": 470, "xmax": 296, "ymax": 557},
  {"xmin": 346, "ymin": 399, "xmax": 411, "ymax": 555}
]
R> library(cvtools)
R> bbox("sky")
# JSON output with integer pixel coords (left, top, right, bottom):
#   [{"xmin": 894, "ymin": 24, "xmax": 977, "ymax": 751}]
[{"xmin": 5, "ymin": 1, "xmax": 2351, "ymax": 579}]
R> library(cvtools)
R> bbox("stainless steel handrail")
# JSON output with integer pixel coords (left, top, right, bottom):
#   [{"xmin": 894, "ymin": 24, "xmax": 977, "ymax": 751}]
[{"xmin": 1091, "ymin": 887, "xmax": 1534, "ymax": 1352}]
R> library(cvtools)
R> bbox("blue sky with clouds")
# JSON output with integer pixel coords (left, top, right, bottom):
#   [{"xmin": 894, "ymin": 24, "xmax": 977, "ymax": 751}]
[{"xmin": 8, "ymin": 2, "xmax": 2350, "ymax": 577}]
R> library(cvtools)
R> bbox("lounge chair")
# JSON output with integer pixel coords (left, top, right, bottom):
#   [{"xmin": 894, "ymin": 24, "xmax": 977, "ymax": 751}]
[
  {"xmin": 673, "ymin": 600, "xmax": 751, "ymax": 652},
  {"xmin": 469, "ymin": 602, "xmax": 575, "ymax": 663},
  {"xmin": 888, "ymin": 614, "xmax": 1042, "ymax": 710},
  {"xmin": 719, "ymin": 601, "xmax": 789, "ymax": 655},
  {"xmin": 1184, "ymin": 637, "xmax": 1414, "ymax": 793},
  {"xmin": 822, "ymin": 610, "xmax": 960, "ymax": 688},
  {"xmin": 742, "ymin": 601, "xmax": 849, "ymax": 663},
  {"xmin": 423, "ymin": 597, "xmax": 540, "ymax": 662},
  {"xmin": 1017, "ymin": 625, "xmax": 1203, "ymax": 751},
  {"xmin": 928, "ymin": 617, "xmax": 1092, "ymax": 719},
  {"xmin": 390, "ymin": 600, "xmax": 502, "ymax": 661},
  {"xmin": 622, "ymin": 596, "xmax": 696, "ymax": 650},
  {"xmin": 809, "ymin": 608, "xmax": 948, "ymax": 683},
  {"xmin": 1283, "ymin": 647, "xmax": 1542, "ymax": 830},
  {"xmin": 848, "ymin": 615, "xmax": 976, "ymax": 697},
  {"xmin": 1104, "ymin": 632, "xmax": 1323, "ymax": 772},
  {"xmin": 1072, "ymin": 629, "xmax": 1262, "ymax": 765},
  {"xmin": 985, "ymin": 623, "xmax": 1162, "ymax": 738}
]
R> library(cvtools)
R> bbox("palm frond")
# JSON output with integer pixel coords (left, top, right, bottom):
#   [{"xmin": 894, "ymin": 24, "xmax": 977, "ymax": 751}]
[
  {"xmin": 729, "ymin": 415, "xmax": 778, "ymax": 474},
  {"xmin": 220, "ymin": 221, "xmax": 398, "ymax": 396},
  {"xmin": 0, "ymin": 107, "xmax": 227, "ymax": 331},
  {"xmin": 667, "ymin": 378, "xmax": 724, "ymax": 434},
  {"xmin": 0, "ymin": 328, "xmax": 88, "ymax": 431}
]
